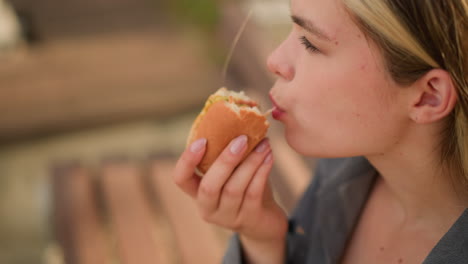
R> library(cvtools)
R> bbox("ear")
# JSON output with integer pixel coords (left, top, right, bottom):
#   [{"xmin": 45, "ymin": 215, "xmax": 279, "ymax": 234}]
[{"xmin": 409, "ymin": 69, "xmax": 458, "ymax": 124}]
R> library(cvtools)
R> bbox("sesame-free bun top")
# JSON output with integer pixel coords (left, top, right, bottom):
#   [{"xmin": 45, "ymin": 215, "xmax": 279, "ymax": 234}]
[{"xmin": 187, "ymin": 87, "xmax": 270, "ymax": 176}]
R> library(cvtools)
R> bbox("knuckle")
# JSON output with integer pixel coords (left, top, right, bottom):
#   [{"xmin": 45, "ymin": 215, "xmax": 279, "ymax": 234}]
[
  {"xmin": 201, "ymin": 213, "xmax": 216, "ymax": 224},
  {"xmin": 242, "ymin": 155, "xmax": 260, "ymax": 167},
  {"xmin": 218, "ymin": 151, "xmax": 240, "ymax": 165},
  {"xmin": 200, "ymin": 211, "xmax": 211, "ymax": 222},
  {"xmin": 199, "ymin": 213, "xmax": 226, "ymax": 228},
  {"xmin": 223, "ymin": 184, "xmax": 243, "ymax": 198},
  {"xmin": 173, "ymin": 174, "xmax": 185, "ymax": 186},
  {"xmin": 199, "ymin": 183, "xmax": 219, "ymax": 198},
  {"xmin": 253, "ymin": 152, "xmax": 266, "ymax": 162},
  {"xmin": 245, "ymin": 188, "xmax": 262, "ymax": 201},
  {"xmin": 243, "ymin": 150, "xmax": 267, "ymax": 168},
  {"xmin": 197, "ymin": 205, "xmax": 214, "ymax": 222}
]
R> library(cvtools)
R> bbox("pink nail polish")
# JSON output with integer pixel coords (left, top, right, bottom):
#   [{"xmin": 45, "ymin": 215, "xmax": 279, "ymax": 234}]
[
  {"xmin": 255, "ymin": 139, "xmax": 269, "ymax": 153},
  {"xmin": 190, "ymin": 138, "xmax": 207, "ymax": 153},
  {"xmin": 264, "ymin": 152, "xmax": 273, "ymax": 164},
  {"xmin": 230, "ymin": 135, "xmax": 248, "ymax": 154}
]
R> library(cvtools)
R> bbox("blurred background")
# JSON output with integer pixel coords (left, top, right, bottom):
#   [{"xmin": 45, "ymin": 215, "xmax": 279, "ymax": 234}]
[{"xmin": 0, "ymin": 0, "xmax": 316, "ymax": 263}]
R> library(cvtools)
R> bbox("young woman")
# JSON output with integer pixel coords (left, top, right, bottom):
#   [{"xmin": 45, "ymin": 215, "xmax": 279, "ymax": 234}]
[{"xmin": 174, "ymin": 0, "xmax": 468, "ymax": 263}]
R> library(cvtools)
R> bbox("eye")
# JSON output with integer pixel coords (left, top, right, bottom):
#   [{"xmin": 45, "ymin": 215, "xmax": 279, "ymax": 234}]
[{"xmin": 299, "ymin": 36, "xmax": 320, "ymax": 52}]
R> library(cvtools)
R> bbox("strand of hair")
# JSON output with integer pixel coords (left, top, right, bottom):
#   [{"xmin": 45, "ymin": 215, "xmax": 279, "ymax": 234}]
[{"xmin": 222, "ymin": 8, "xmax": 254, "ymax": 84}]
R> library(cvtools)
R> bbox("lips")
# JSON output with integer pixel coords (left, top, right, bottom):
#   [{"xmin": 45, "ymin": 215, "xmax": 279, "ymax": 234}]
[{"xmin": 269, "ymin": 93, "xmax": 286, "ymax": 120}]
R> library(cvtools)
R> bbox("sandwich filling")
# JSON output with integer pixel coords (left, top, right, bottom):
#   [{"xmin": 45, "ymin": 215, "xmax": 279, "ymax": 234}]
[{"xmin": 201, "ymin": 87, "xmax": 262, "ymax": 116}]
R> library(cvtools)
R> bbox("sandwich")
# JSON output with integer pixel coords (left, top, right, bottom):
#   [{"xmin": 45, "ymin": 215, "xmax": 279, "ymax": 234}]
[{"xmin": 187, "ymin": 87, "xmax": 270, "ymax": 176}]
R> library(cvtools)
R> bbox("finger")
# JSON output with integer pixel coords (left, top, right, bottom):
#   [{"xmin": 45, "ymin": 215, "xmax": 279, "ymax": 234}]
[
  {"xmin": 197, "ymin": 135, "xmax": 248, "ymax": 216},
  {"xmin": 238, "ymin": 151, "xmax": 274, "ymax": 218},
  {"xmin": 216, "ymin": 138, "xmax": 271, "ymax": 221},
  {"xmin": 174, "ymin": 138, "xmax": 207, "ymax": 198}
]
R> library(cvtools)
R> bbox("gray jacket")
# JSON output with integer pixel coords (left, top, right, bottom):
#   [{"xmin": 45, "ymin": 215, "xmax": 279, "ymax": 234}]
[{"xmin": 223, "ymin": 157, "xmax": 468, "ymax": 263}]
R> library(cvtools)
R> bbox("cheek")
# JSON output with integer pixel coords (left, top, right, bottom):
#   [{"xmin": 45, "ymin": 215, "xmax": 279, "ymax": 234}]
[
  {"xmin": 284, "ymin": 64, "xmax": 402, "ymax": 157},
  {"xmin": 293, "ymin": 47, "xmax": 393, "ymax": 121}
]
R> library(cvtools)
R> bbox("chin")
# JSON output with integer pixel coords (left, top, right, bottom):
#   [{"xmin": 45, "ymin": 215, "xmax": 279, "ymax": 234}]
[
  {"xmin": 284, "ymin": 131, "xmax": 316, "ymax": 156},
  {"xmin": 284, "ymin": 130, "xmax": 353, "ymax": 158}
]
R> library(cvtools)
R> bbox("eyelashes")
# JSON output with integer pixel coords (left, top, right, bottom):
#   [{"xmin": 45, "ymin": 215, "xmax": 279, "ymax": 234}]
[{"xmin": 299, "ymin": 36, "xmax": 319, "ymax": 52}]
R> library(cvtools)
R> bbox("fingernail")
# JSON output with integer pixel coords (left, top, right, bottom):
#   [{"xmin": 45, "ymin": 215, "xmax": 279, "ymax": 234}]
[
  {"xmin": 264, "ymin": 152, "xmax": 273, "ymax": 164},
  {"xmin": 230, "ymin": 135, "xmax": 248, "ymax": 154},
  {"xmin": 255, "ymin": 139, "xmax": 269, "ymax": 153},
  {"xmin": 190, "ymin": 138, "xmax": 207, "ymax": 153}
]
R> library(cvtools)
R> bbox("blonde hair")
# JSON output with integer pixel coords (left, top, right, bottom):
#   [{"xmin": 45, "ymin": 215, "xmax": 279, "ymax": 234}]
[{"xmin": 343, "ymin": 0, "xmax": 468, "ymax": 188}]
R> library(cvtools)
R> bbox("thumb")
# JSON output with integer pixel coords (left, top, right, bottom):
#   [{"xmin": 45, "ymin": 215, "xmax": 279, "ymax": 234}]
[{"xmin": 174, "ymin": 138, "xmax": 207, "ymax": 198}]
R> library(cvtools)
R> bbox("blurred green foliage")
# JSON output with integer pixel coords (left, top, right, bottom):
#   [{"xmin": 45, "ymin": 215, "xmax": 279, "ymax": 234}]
[
  {"xmin": 166, "ymin": 0, "xmax": 220, "ymax": 33},
  {"xmin": 160, "ymin": 0, "xmax": 229, "ymax": 68}
]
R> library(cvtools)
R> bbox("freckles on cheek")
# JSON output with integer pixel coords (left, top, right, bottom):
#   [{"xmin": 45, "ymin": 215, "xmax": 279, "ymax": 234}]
[{"xmin": 357, "ymin": 52, "xmax": 372, "ymax": 72}]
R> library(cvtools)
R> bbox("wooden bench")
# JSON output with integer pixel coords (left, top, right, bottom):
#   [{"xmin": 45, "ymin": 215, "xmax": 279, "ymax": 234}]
[
  {"xmin": 52, "ymin": 156, "xmax": 230, "ymax": 264},
  {"xmin": 51, "ymin": 131, "xmax": 315, "ymax": 264}
]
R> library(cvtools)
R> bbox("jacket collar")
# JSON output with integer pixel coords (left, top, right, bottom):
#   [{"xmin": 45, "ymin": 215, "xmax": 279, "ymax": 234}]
[
  {"xmin": 314, "ymin": 157, "xmax": 377, "ymax": 263},
  {"xmin": 313, "ymin": 157, "xmax": 468, "ymax": 264},
  {"xmin": 423, "ymin": 209, "xmax": 468, "ymax": 263}
]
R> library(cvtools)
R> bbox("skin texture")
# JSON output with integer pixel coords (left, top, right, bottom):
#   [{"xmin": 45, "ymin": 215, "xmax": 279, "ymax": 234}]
[
  {"xmin": 268, "ymin": 0, "xmax": 466, "ymax": 263},
  {"xmin": 175, "ymin": 0, "xmax": 467, "ymax": 263},
  {"xmin": 268, "ymin": 0, "xmax": 409, "ymax": 158}
]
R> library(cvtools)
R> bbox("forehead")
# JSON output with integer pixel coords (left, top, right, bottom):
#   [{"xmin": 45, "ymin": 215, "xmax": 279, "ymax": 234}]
[{"xmin": 290, "ymin": 0, "xmax": 356, "ymax": 41}]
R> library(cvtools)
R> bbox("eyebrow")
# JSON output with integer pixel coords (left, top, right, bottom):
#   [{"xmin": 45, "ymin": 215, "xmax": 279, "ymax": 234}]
[{"xmin": 291, "ymin": 15, "xmax": 332, "ymax": 42}]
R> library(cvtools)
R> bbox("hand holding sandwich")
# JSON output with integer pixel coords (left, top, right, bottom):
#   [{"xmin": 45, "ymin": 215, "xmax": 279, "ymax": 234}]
[{"xmin": 174, "ymin": 88, "xmax": 288, "ymax": 263}]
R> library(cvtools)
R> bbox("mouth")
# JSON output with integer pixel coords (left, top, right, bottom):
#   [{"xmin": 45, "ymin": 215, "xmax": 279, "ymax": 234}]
[{"xmin": 269, "ymin": 93, "xmax": 286, "ymax": 120}]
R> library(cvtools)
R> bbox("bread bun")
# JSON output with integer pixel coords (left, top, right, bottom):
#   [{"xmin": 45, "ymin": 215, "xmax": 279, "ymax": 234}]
[{"xmin": 187, "ymin": 87, "xmax": 270, "ymax": 176}]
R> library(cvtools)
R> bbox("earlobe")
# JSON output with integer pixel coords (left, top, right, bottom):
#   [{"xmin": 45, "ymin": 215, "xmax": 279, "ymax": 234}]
[{"xmin": 410, "ymin": 69, "xmax": 457, "ymax": 124}]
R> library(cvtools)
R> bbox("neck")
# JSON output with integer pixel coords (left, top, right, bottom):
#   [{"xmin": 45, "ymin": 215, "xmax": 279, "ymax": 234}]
[{"xmin": 366, "ymin": 123, "xmax": 468, "ymax": 228}]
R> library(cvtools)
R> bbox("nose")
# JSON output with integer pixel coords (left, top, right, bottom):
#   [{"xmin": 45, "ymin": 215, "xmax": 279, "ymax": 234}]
[{"xmin": 266, "ymin": 42, "xmax": 295, "ymax": 81}]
